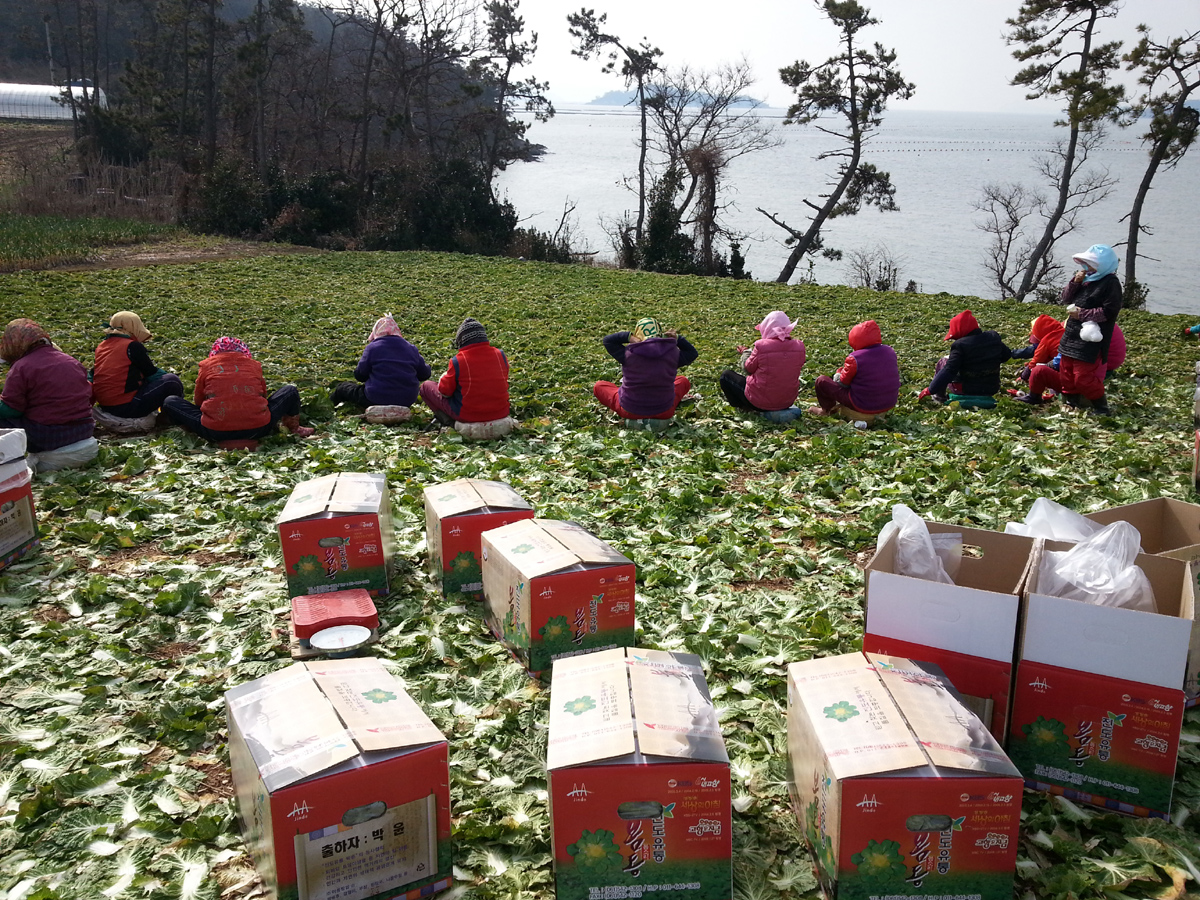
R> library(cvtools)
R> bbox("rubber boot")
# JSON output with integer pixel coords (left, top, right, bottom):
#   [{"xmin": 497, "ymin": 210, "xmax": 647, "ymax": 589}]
[
  {"xmin": 281, "ymin": 414, "xmax": 316, "ymax": 437},
  {"xmin": 1089, "ymin": 396, "xmax": 1110, "ymax": 415},
  {"xmin": 1062, "ymin": 393, "xmax": 1087, "ymax": 409},
  {"xmin": 431, "ymin": 409, "xmax": 454, "ymax": 426}
]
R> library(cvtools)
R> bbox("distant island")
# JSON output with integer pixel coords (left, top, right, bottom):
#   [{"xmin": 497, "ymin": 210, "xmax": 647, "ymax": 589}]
[{"xmin": 587, "ymin": 89, "xmax": 764, "ymax": 107}]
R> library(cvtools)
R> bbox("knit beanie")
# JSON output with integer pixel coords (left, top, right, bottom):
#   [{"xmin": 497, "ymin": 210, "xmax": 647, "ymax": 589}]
[{"xmin": 454, "ymin": 318, "xmax": 488, "ymax": 349}]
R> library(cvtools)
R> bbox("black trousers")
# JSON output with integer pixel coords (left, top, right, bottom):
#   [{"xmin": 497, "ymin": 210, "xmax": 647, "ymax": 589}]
[{"xmin": 163, "ymin": 385, "xmax": 300, "ymax": 442}]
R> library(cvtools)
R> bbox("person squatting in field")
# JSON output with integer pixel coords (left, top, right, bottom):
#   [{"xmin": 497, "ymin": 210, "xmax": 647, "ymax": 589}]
[
  {"xmin": 718, "ymin": 310, "xmax": 806, "ymax": 413},
  {"xmin": 419, "ymin": 318, "xmax": 510, "ymax": 426},
  {"xmin": 330, "ymin": 313, "xmax": 431, "ymax": 410},
  {"xmin": 809, "ymin": 319, "xmax": 901, "ymax": 418},
  {"xmin": 162, "ymin": 336, "xmax": 315, "ymax": 445},
  {"xmin": 594, "ymin": 317, "xmax": 698, "ymax": 420},
  {"xmin": 919, "ymin": 309, "xmax": 1011, "ymax": 409},
  {"xmin": 0, "ymin": 318, "xmax": 95, "ymax": 452},
  {"xmin": 1013, "ymin": 314, "xmax": 1126, "ymax": 405},
  {"xmin": 90, "ymin": 311, "xmax": 183, "ymax": 418}
]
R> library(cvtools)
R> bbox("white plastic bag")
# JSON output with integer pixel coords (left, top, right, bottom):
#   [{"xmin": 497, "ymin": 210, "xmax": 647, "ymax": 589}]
[
  {"xmin": 454, "ymin": 417, "xmax": 516, "ymax": 440},
  {"xmin": 877, "ymin": 504, "xmax": 960, "ymax": 584},
  {"xmin": 1037, "ymin": 520, "xmax": 1156, "ymax": 613},
  {"xmin": 1004, "ymin": 498, "xmax": 1104, "ymax": 542},
  {"xmin": 1081, "ymin": 320, "xmax": 1102, "ymax": 342},
  {"xmin": 28, "ymin": 437, "xmax": 99, "ymax": 472},
  {"xmin": 364, "ymin": 405, "xmax": 412, "ymax": 424},
  {"xmin": 0, "ymin": 428, "xmax": 27, "ymax": 463}
]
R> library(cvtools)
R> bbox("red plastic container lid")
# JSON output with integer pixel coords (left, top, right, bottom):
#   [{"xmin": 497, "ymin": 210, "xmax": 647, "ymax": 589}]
[{"xmin": 291, "ymin": 589, "xmax": 379, "ymax": 639}]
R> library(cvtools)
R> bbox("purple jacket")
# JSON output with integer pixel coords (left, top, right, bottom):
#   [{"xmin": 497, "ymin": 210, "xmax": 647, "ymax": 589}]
[
  {"xmin": 1, "ymin": 344, "xmax": 93, "ymax": 424},
  {"xmin": 848, "ymin": 343, "xmax": 901, "ymax": 414},
  {"xmin": 744, "ymin": 336, "xmax": 805, "ymax": 411},
  {"xmin": 354, "ymin": 335, "xmax": 431, "ymax": 406},
  {"xmin": 604, "ymin": 332, "xmax": 698, "ymax": 417}
]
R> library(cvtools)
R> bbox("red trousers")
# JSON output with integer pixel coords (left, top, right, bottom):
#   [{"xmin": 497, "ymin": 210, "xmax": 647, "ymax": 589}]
[
  {"xmin": 1059, "ymin": 356, "xmax": 1106, "ymax": 401},
  {"xmin": 1028, "ymin": 365, "xmax": 1061, "ymax": 399},
  {"xmin": 593, "ymin": 377, "xmax": 690, "ymax": 419}
]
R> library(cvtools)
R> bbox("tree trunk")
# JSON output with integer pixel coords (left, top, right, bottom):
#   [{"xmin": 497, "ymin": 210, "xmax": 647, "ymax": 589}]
[
  {"xmin": 772, "ymin": 145, "xmax": 860, "ymax": 283},
  {"xmin": 203, "ymin": 0, "xmax": 218, "ymax": 170},
  {"xmin": 635, "ymin": 75, "xmax": 647, "ymax": 243},
  {"xmin": 1125, "ymin": 98, "xmax": 1186, "ymax": 289}
]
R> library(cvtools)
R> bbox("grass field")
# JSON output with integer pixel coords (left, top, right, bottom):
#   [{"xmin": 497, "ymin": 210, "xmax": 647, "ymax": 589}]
[
  {"xmin": 3, "ymin": 250, "xmax": 1200, "ymax": 900},
  {"xmin": 0, "ymin": 214, "xmax": 182, "ymax": 272}
]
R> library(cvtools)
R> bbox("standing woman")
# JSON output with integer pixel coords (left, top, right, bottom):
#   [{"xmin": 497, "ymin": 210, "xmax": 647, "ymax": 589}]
[
  {"xmin": 0, "ymin": 318, "xmax": 95, "ymax": 451},
  {"xmin": 1058, "ymin": 244, "xmax": 1122, "ymax": 415},
  {"xmin": 91, "ymin": 311, "xmax": 183, "ymax": 418}
]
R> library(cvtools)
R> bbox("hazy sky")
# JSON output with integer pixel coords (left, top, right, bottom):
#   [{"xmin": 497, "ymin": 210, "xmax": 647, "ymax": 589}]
[{"xmin": 513, "ymin": 0, "xmax": 1198, "ymax": 113}]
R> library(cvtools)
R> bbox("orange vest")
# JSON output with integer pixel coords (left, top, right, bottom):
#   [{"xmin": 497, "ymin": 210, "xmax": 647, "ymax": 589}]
[
  {"xmin": 195, "ymin": 352, "xmax": 270, "ymax": 432},
  {"xmin": 92, "ymin": 336, "xmax": 138, "ymax": 406}
]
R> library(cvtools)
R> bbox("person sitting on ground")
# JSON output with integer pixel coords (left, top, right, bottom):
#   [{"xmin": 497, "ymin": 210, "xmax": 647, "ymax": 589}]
[
  {"xmin": 1019, "ymin": 322, "xmax": 1126, "ymax": 404},
  {"xmin": 1056, "ymin": 244, "xmax": 1122, "ymax": 415},
  {"xmin": 594, "ymin": 317, "xmax": 698, "ymax": 420},
  {"xmin": 0, "ymin": 318, "xmax": 95, "ymax": 452},
  {"xmin": 419, "ymin": 318, "xmax": 510, "ymax": 426},
  {"xmin": 719, "ymin": 311, "xmax": 805, "ymax": 413},
  {"xmin": 331, "ymin": 313, "xmax": 431, "ymax": 411},
  {"xmin": 1011, "ymin": 314, "xmax": 1064, "ymax": 378},
  {"xmin": 162, "ymin": 337, "xmax": 315, "ymax": 444},
  {"xmin": 918, "ymin": 309, "xmax": 1010, "ymax": 407},
  {"xmin": 809, "ymin": 319, "xmax": 900, "ymax": 418},
  {"xmin": 90, "ymin": 311, "xmax": 183, "ymax": 419}
]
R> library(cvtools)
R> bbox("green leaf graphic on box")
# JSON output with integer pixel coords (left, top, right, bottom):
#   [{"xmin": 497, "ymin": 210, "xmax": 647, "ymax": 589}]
[
  {"xmin": 292, "ymin": 554, "xmax": 321, "ymax": 577},
  {"xmin": 951, "ymin": 815, "xmax": 965, "ymax": 832},
  {"xmin": 502, "ymin": 607, "xmax": 530, "ymax": 650},
  {"xmin": 361, "ymin": 688, "xmax": 396, "ymax": 704},
  {"xmin": 540, "ymin": 615, "xmax": 573, "ymax": 647},
  {"xmin": 1023, "ymin": 715, "xmax": 1069, "ymax": 748},
  {"xmin": 444, "ymin": 551, "xmax": 481, "ymax": 592},
  {"xmin": 566, "ymin": 829, "xmax": 623, "ymax": 873},
  {"xmin": 823, "ymin": 700, "xmax": 860, "ymax": 722},
  {"xmin": 512, "ymin": 542, "xmax": 535, "ymax": 554},
  {"xmin": 563, "ymin": 696, "xmax": 596, "ymax": 716},
  {"xmin": 1106, "ymin": 711, "xmax": 1125, "ymax": 726},
  {"xmin": 851, "ymin": 839, "xmax": 905, "ymax": 882}
]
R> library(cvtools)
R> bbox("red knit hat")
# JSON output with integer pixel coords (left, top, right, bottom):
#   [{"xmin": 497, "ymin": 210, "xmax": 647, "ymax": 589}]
[{"xmin": 944, "ymin": 310, "xmax": 979, "ymax": 341}]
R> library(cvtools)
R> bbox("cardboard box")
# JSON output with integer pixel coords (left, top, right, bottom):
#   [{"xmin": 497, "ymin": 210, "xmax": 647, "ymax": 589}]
[
  {"xmin": 787, "ymin": 652, "xmax": 1023, "ymax": 900},
  {"xmin": 481, "ymin": 518, "xmax": 636, "ymax": 674},
  {"xmin": 1088, "ymin": 495, "xmax": 1200, "ymax": 573},
  {"xmin": 547, "ymin": 648, "xmax": 731, "ymax": 900},
  {"xmin": 0, "ymin": 462, "xmax": 38, "ymax": 573},
  {"xmin": 862, "ymin": 522, "xmax": 1036, "ymax": 739},
  {"xmin": 226, "ymin": 658, "xmax": 452, "ymax": 900},
  {"xmin": 423, "ymin": 478, "xmax": 534, "ymax": 598},
  {"xmin": 1007, "ymin": 541, "xmax": 1195, "ymax": 818},
  {"xmin": 278, "ymin": 473, "xmax": 393, "ymax": 598}
]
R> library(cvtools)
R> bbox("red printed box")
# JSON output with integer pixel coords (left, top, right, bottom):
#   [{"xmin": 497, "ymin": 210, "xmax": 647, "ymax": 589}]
[
  {"xmin": 547, "ymin": 648, "xmax": 731, "ymax": 900},
  {"xmin": 0, "ymin": 455, "xmax": 38, "ymax": 573},
  {"xmin": 277, "ymin": 473, "xmax": 393, "ymax": 598},
  {"xmin": 1008, "ymin": 542, "xmax": 1195, "ymax": 818},
  {"xmin": 423, "ymin": 478, "xmax": 533, "ymax": 598},
  {"xmin": 226, "ymin": 658, "xmax": 452, "ymax": 900},
  {"xmin": 863, "ymin": 521, "xmax": 1035, "ymax": 740},
  {"xmin": 482, "ymin": 519, "xmax": 636, "ymax": 675},
  {"xmin": 787, "ymin": 652, "xmax": 1023, "ymax": 900}
]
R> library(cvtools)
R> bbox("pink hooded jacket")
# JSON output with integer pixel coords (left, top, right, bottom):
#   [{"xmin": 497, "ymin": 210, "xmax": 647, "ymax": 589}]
[{"xmin": 744, "ymin": 311, "xmax": 806, "ymax": 411}]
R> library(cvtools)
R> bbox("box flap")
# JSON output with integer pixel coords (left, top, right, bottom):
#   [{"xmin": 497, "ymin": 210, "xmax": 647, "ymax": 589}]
[
  {"xmin": 278, "ymin": 474, "xmax": 340, "ymax": 524},
  {"xmin": 627, "ymin": 650, "xmax": 728, "ymax": 762},
  {"xmin": 485, "ymin": 518, "xmax": 581, "ymax": 578},
  {"xmin": 867, "ymin": 654, "xmax": 1019, "ymax": 777},
  {"xmin": 425, "ymin": 478, "xmax": 489, "ymax": 518},
  {"xmin": 541, "ymin": 519, "xmax": 631, "ymax": 566},
  {"xmin": 472, "ymin": 479, "xmax": 533, "ymax": 512},
  {"xmin": 866, "ymin": 570, "xmax": 1020, "ymax": 664},
  {"xmin": 225, "ymin": 664, "xmax": 358, "ymax": 792},
  {"xmin": 786, "ymin": 653, "xmax": 927, "ymax": 780},
  {"xmin": 327, "ymin": 473, "xmax": 386, "ymax": 513},
  {"xmin": 305, "ymin": 659, "xmax": 445, "ymax": 752},
  {"xmin": 547, "ymin": 648, "xmax": 635, "ymax": 770}
]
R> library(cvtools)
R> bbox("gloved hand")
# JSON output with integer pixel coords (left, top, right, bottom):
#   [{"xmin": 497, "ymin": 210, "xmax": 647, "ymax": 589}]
[{"xmin": 917, "ymin": 388, "xmax": 931, "ymax": 401}]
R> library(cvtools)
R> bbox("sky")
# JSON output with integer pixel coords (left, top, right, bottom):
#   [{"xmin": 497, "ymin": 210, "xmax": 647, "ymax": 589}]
[{"xmin": 511, "ymin": 0, "xmax": 1199, "ymax": 114}]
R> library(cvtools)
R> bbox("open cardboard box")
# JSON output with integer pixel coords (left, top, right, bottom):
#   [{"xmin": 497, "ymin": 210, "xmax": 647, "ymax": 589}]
[
  {"xmin": 423, "ymin": 478, "xmax": 534, "ymax": 599},
  {"xmin": 481, "ymin": 518, "xmax": 636, "ymax": 675},
  {"xmin": 226, "ymin": 658, "xmax": 452, "ymax": 900},
  {"xmin": 863, "ymin": 522, "xmax": 1036, "ymax": 740},
  {"xmin": 1007, "ymin": 539, "xmax": 1196, "ymax": 818},
  {"xmin": 547, "ymin": 648, "xmax": 731, "ymax": 900},
  {"xmin": 787, "ymin": 651, "xmax": 1023, "ymax": 900},
  {"xmin": 1089, "ymin": 499, "xmax": 1200, "ymax": 614}
]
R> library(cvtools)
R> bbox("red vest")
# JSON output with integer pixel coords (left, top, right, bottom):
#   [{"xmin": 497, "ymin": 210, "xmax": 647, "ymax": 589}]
[{"xmin": 195, "ymin": 352, "xmax": 270, "ymax": 431}]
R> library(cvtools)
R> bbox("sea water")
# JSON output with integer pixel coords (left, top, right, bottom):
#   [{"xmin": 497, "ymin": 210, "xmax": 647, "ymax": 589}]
[{"xmin": 495, "ymin": 107, "xmax": 1200, "ymax": 316}]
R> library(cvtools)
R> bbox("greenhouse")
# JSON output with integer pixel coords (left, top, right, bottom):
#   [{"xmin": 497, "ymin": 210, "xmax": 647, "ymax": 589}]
[{"xmin": 0, "ymin": 82, "xmax": 107, "ymax": 120}]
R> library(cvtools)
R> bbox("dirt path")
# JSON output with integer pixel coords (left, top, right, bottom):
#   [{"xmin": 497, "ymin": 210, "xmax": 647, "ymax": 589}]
[{"xmin": 49, "ymin": 238, "xmax": 325, "ymax": 272}]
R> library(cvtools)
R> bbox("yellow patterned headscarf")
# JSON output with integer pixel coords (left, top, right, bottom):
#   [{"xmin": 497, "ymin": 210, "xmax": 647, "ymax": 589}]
[
  {"xmin": 1, "ymin": 318, "xmax": 51, "ymax": 364},
  {"xmin": 631, "ymin": 318, "xmax": 662, "ymax": 342}
]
